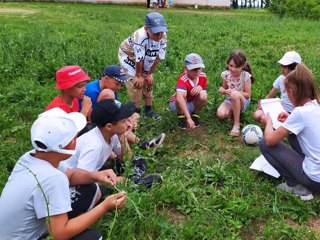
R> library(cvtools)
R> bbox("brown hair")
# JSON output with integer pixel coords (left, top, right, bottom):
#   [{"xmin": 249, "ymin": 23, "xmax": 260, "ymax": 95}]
[
  {"xmin": 285, "ymin": 63, "xmax": 320, "ymax": 105},
  {"xmin": 226, "ymin": 50, "xmax": 255, "ymax": 83}
]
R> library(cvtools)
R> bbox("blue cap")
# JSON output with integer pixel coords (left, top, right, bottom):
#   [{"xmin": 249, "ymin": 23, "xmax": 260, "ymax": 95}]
[
  {"xmin": 184, "ymin": 53, "xmax": 205, "ymax": 70},
  {"xmin": 145, "ymin": 12, "xmax": 168, "ymax": 34},
  {"xmin": 103, "ymin": 65, "xmax": 129, "ymax": 83}
]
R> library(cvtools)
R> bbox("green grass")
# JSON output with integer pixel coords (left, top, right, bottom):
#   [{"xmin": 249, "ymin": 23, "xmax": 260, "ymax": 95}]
[{"xmin": 1, "ymin": 2, "xmax": 320, "ymax": 239}]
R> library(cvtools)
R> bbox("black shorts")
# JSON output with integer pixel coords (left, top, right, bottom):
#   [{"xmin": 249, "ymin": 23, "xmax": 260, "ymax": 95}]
[{"xmin": 68, "ymin": 183, "xmax": 99, "ymax": 219}]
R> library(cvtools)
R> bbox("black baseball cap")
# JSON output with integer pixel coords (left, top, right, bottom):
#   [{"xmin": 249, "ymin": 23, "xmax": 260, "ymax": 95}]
[{"xmin": 91, "ymin": 99, "xmax": 135, "ymax": 127}]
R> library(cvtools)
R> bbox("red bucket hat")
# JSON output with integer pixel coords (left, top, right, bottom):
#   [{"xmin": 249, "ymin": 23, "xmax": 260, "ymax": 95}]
[{"xmin": 55, "ymin": 66, "xmax": 91, "ymax": 90}]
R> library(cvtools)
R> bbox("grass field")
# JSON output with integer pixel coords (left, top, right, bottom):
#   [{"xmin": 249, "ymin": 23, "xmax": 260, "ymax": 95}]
[{"xmin": 1, "ymin": 2, "xmax": 320, "ymax": 239}]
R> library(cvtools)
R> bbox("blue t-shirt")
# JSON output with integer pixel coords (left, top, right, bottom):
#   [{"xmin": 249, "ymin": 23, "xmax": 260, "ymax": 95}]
[{"xmin": 79, "ymin": 79, "xmax": 118, "ymax": 109}]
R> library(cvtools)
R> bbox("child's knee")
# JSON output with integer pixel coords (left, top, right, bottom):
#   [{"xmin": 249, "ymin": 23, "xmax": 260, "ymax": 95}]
[
  {"xmin": 98, "ymin": 89, "xmax": 115, "ymax": 102},
  {"xmin": 216, "ymin": 109, "xmax": 227, "ymax": 119},
  {"xmin": 199, "ymin": 91, "xmax": 208, "ymax": 102},
  {"xmin": 253, "ymin": 110, "xmax": 262, "ymax": 122}
]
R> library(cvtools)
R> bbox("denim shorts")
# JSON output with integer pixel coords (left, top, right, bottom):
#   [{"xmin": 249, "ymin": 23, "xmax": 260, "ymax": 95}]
[{"xmin": 224, "ymin": 97, "xmax": 251, "ymax": 113}]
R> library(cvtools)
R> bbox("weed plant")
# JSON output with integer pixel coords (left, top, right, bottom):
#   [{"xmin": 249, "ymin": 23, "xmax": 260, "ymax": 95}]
[{"xmin": 1, "ymin": 3, "xmax": 320, "ymax": 239}]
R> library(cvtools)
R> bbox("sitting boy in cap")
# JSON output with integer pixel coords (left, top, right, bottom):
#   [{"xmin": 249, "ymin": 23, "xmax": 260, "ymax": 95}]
[
  {"xmin": 118, "ymin": 12, "xmax": 168, "ymax": 120},
  {"xmin": 80, "ymin": 65, "xmax": 165, "ymax": 154},
  {"xmin": 60, "ymin": 99, "xmax": 163, "ymax": 187},
  {"xmin": 169, "ymin": 53, "xmax": 208, "ymax": 129},
  {"xmin": 46, "ymin": 65, "xmax": 92, "ymax": 117},
  {"xmin": 0, "ymin": 108, "xmax": 126, "ymax": 240},
  {"xmin": 82, "ymin": 65, "xmax": 129, "ymax": 108}
]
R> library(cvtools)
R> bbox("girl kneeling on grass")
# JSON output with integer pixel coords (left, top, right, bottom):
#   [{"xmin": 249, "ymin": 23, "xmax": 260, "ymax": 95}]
[
  {"xmin": 259, "ymin": 63, "xmax": 320, "ymax": 201},
  {"xmin": 216, "ymin": 50, "xmax": 254, "ymax": 136}
]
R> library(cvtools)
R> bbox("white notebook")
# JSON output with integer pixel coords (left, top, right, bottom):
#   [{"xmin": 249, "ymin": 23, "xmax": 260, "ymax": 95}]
[
  {"xmin": 259, "ymin": 98, "xmax": 286, "ymax": 129},
  {"xmin": 250, "ymin": 154, "xmax": 280, "ymax": 178}
]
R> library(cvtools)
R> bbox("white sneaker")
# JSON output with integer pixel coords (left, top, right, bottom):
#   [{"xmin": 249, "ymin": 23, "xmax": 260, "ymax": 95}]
[
  {"xmin": 140, "ymin": 133, "xmax": 165, "ymax": 155},
  {"xmin": 277, "ymin": 182, "xmax": 313, "ymax": 201}
]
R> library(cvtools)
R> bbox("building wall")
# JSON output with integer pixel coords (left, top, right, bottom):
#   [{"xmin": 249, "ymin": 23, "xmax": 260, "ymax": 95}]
[{"xmin": 94, "ymin": 0, "xmax": 230, "ymax": 7}]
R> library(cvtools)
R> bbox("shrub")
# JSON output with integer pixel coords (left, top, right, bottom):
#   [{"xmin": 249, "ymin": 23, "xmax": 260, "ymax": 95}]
[{"xmin": 268, "ymin": 0, "xmax": 320, "ymax": 20}]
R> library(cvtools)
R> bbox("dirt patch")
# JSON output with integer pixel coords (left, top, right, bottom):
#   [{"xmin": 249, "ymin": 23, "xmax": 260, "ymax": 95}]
[
  {"xmin": 158, "ymin": 205, "xmax": 187, "ymax": 224},
  {"xmin": 0, "ymin": 8, "xmax": 37, "ymax": 14},
  {"xmin": 286, "ymin": 218, "xmax": 320, "ymax": 234},
  {"xmin": 240, "ymin": 220, "xmax": 265, "ymax": 240},
  {"xmin": 307, "ymin": 218, "xmax": 320, "ymax": 233}
]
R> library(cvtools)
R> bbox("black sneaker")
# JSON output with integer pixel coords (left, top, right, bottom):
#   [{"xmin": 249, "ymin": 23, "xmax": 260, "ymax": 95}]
[
  {"xmin": 140, "ymin": 133, "xmax": 165, "ymax": 155},
  {"xmin": 135, "ymin": 174, "xmax": 163, "ymax": 188},
  {"xmin": 191, "ymin": 113, "xmax": 200, "ymax": 127},
  {"xmin": 129, "ymin": 156, "xmax": 147, "ymax": 182},
  {"xmin": 177, "ymin": 115, "xmax": 187, "ymax": 129},
  {"xmin": 145, "ymin": 110, "xmax": 161, "ymax": 120}
]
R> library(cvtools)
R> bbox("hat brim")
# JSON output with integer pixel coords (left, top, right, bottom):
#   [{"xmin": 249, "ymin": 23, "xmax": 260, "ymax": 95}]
[
  {"xmin": 149, "ymin": 26, "xmax": 168, "ymax": 34},
  {"xmin": 186, "ymin": 63, "xmax": 205, "ymax": 70},
  {"xmin": 277, "ymin": 58, "xmax": 293, "ymax": 66},
  {"xmin": 110, "ymin": 74, "xmax": 131, "ymax": 83}
]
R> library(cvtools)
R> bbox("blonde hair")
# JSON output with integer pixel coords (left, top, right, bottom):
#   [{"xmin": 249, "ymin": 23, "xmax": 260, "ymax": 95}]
[{"xmin": 285, "ymin": 63, "xmax": 320, "ymax": 105}]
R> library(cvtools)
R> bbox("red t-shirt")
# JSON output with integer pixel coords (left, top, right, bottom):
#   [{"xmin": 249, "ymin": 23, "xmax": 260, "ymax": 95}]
[
  {"xmin": 46, "ymin": 96, "xmax": 79, "ymax": 113},
  {"xmin": 170, "ymin": 72, "xmax": 207, "ymax": 102}
]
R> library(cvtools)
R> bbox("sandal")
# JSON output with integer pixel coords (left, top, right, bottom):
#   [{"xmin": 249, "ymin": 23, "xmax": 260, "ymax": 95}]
[{"xmin": 229, "ymin": 126, "xmax": 240, "ymax": 137}]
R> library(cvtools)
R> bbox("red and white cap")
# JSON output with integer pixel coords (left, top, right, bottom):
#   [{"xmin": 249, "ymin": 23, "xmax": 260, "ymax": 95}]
[
  {"xmin": 31, "ymin": 108, "xmax": 86, "ymax": 155},
  {"xmin": 55, "ymin": 65, "xmax": 91, "ymax": 90}
]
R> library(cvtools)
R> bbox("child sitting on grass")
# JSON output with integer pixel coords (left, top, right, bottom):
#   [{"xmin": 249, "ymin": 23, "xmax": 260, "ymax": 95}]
[
  {"xmin": 216, "ymin": 50, "xmax": 254, "ymax": 137},
  {"xmin": 169, "ymin": 53, "xmax": 208, "ymax": 129},
  {"xmin": 253, "ymin": 51, "xmax": 301, "ymax": 122},
  {"xmin": 0, "ymin": 108, "xmax": 126, "ymax": 239},
  {"xmin": 46, "ymin": 65, "xmax": 92, "ymax": 117},
  {"xmin": 259, "ymin": 63, "xmax": 320, "ymax": 201}
]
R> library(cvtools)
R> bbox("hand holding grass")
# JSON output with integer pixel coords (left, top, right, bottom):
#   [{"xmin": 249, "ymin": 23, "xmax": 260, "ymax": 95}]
[
  {"xmin": 91, "ymin": 169, "xmax": 118, "ymax": 186},
  {"xmin": 104, "ymin": 191, "xmax": 127, "ymax": 211}
]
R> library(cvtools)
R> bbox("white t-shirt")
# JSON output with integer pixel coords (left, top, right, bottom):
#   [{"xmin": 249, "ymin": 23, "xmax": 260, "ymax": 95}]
[
  {"xmin": 119, "ymin": 27, "xmax": 167, "ymax": 76},
  {"xmin": 283, "ymin": 100, "xmax": 320, "ymax": 182},
  {"xmin": 0, "ymin": 151, "xmax": 71, "ymax": 240},
  {"xmin": 60, "ymin": 127, "xmax": 121, "ymax": 172},
  {"xmin": 273, "ymin": 75, "xmax": 294, "ymax": 112}
]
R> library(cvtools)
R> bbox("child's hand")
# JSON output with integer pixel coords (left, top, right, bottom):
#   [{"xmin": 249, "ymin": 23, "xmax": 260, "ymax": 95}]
[
  {"xmin": 133, "ymin": 76, "xmax": 144, "ymax": 89},
  {"xmin": 186, "ymin": 117, "xmax": 196, "ymax": 129},
  {"xmin": 104, "ymin": 191, "xmax": 127, "ymax": 211},
  {"xmin": 81, "ymin": 96, "xmax": 92, "ymax": 117},
  {"xmin": 277, "ymin": 111, "xmax": 289, "ymax": 122},
  {"xmin": 261, "ymin": 113, "xmax": 272, "ymax": 126},
  {"xmin": 130, "ymin": 113, "xmax": 140, "ymax": 131},
  {"xmin": 190, "ymin": 86, "xmax": 202, "ymax": 96},
  {"xmin": 145, "ymin": 74, "xmax": 154, "ymax": 86},
  {"xmin": 91, "ymin": 169, "xmax": 118, "ymax": 186},
  {"xmin": 218, "ymin": 87, "xmax": 226, "ymax": 95}
]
